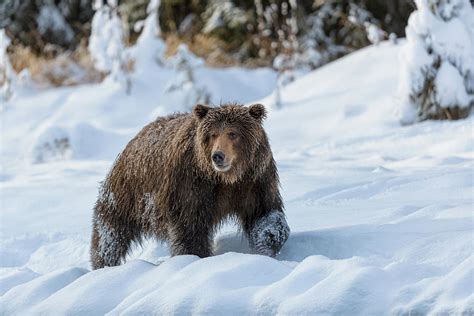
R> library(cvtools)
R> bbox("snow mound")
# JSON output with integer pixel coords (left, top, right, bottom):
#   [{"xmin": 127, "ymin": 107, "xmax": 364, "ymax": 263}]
[
  {"xmin": 30, "ymin": 126, "xmax": 72, "ymax": 163},
  {"xmin": 0, "ymin": 267, "xmax": 87, "ymax": 314},
  {"xmin": 2, "ymin": 250, "xmax": 472, "ymax": 314},
  {"xmin": 30, "ymin": 123, "xmax": 129, "ymax": 163}
]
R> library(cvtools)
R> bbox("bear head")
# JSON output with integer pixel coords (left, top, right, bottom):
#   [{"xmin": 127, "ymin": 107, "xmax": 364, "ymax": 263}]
[{"xmin": 193, "ymin": 103, "xmax": 271, "ymax": 184}]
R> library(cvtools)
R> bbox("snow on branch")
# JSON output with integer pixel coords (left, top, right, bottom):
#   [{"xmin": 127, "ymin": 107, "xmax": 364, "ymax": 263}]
[
  {"xmin": 131, "ymin": 0, "xmax": 167, "ymax": 75},
  {"xmin": 398, "ymin": 0, "xmax": 474, "ymax": 124},
  {"xmin": 163, "ymin": 44, "xmax": 210, "ymax": 111},
  {"xmin": 89, "ymin": 0, "xmax": 130, "ymax": 92}
]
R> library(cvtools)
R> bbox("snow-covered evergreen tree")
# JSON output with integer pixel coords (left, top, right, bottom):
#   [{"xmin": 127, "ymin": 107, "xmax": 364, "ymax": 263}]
[
  {"xmin": 202, "ymin": 0, "xmax": 248, "ymax": 34},
  {"xmin": 399, "ymin": 0, "xmax": 474, "ymax": 124},
  {"xmin": 89, "ymin": 0, "xmax": 130, "ymax": 92},
  {"xmin": 270, "ymin": 0, "xmax": 299, "ymax": 108},
  {"xmin": 0, "ymin": 29, "xmax": 15, "ymax": 102},
  {"xmin": 131, "ymin": 0, "xmax": 166, "ymax": 75},
  {"xmin": 164, "ymin": 44, "xmax": 210, "ymax": 111},
  {"xmin": 36, "ymin": 0, "xmax": 74, "ymax": 46}
]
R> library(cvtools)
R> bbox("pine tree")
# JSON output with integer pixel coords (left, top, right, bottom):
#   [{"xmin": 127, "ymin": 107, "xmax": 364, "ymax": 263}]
[
  {"xmin": 164, "ymin": 44, "xmax": 210, "ymax": 111},
  {"xmin": 89, "ymin": 0, "xmax": 130, "ymax": 92},
  {"xmin": 131, "ymin": 0, "xmax": 167, "ymax": 75},
  {"xmin": 399, "ymin": 0, "xmax": 474, "ymax": 124}
]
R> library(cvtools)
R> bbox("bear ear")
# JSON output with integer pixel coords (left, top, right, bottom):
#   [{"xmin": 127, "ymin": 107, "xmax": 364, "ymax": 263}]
[
  {"xmin": 193, "ymin": 104, "xmax": 210, "ymax": 120},
  {"xmin": 248, "ymin": 103, "xmax": 267, "ymax": 122}
]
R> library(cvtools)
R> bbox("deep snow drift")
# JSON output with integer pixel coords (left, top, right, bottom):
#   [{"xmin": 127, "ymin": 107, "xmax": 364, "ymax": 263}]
[{"xmin": 1, "ymin": 42, "xmax": 473, "ymax": 315}]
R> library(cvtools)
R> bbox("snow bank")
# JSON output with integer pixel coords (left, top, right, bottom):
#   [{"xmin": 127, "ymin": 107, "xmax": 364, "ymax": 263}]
[
  {"xmin": 2, "ymin": 237, "xmax": 472, "ymax": 314},
  {"xmin": 0, "ymin": 267, "xmax": 87, "ymax": 314}
]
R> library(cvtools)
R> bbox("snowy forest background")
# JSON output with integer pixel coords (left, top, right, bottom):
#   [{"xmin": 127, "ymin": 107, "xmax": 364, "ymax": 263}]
[
  {"xmin": 2, "ymin": 0, "xmax": 414, "ymax": 67},
  {"xmin": 2, "ymin": 0, "xmax": 473, "ymax": 120},
  {"xmin": 0, "ymin": 0, "xmax": 473, "ymax": 315}
]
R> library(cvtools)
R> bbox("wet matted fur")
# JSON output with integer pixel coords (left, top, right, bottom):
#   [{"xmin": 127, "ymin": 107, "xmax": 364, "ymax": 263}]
[{"xmin": 90, "ymin": 103, "xmax": 289, "ymax": 269}]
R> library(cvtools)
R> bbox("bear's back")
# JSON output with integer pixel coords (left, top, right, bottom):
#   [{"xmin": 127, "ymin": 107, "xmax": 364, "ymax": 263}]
[{"xmin": 106, "ymin": 112, "xmax": 196, "ymax": 196}]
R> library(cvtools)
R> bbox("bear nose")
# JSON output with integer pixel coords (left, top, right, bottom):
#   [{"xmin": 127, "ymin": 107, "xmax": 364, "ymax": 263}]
[{"xmin": 212, "ymin": 151, "xmax": 225, "ymax": 165}]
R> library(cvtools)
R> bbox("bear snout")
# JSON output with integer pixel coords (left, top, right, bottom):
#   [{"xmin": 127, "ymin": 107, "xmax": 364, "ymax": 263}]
[
  {"xmin": 212, "ymin": 151, "xmax": 225, "ymax": 165},
  {"xmin": 211, "ymin": 151, "xmax": 232, "ymax": 172}
]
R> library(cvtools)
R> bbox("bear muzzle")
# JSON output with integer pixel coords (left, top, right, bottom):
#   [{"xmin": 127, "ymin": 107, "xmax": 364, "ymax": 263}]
[{"xmin": 211, "ymin": 151, "xmax": 232, "ymax": 172}]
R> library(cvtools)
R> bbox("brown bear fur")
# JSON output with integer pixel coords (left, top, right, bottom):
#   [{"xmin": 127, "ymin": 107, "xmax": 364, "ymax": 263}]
[{"xmin": 90, "ymin": 103, "xmax": 289, "ymax": 269}]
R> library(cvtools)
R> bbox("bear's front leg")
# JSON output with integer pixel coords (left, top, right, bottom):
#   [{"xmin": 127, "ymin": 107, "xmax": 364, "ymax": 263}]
[
  {"xmin": 168, "ymin": 222, "xmax": 213, "ymax": 258},
  {"xmin": 248, "ymin": 210, "xmax": 290, "ymax": 257}
]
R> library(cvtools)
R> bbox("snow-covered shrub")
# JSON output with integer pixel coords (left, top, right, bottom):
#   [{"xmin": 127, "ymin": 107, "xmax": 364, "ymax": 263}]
[
  {"xmin": 164, "ymin": 44, "xmax": 210, "ymax": 111},
  {"xmin": 17, "ymin": 69, "xmax": 33, "ymax": 87},
  {"xmin": 1, "ymin": 0, "xmax": 93, "ymax": 50},
  {"xmin": 364, "ymin": 22, "xmax": 386, "ymax": 45},
  {"xmin": 348, "ymin": 2, "xmax": 385, "ymax": 46},
  {"xmin": 251, "ymin": 0, "xmax": 301, "ymax": 61},
  {"xmin": 89, "ymin": 0, "xmax": 130, "ymax": 92},
  {"xmin": 199, "ymin": 0, "xmax": 249, "ymax": 60},
  {"xmin": 300, "ymin": 2, "xmax": 384, "ymax": 68},
  {"xmin": 30, "ymin": 122, "xmax": 130, "ymax": 164},
  {"xmin": 131, "ymin": 0, "xmax": 166, "ymax": 75},
  {"xmin": 268, "ymin": 2, "xmax": 391, "ymax": 109},
  {"xmin": 272, "ymin": 53, "xmax": 296, "ymax": 108},
  {"xmin": 202, "ymin": 0, "xmax": 248, "ymax": 35},
  {"xmin": 399, "ymin": 0, "xmax": 474, "ymax": 124},
  {"xmin": 39, "ymin": 54, "xmax": 101, "ymax": 87},
  {"xmin": 31, "ymin": 115, "xmax": 125, "ymax": 165},
  {"xmin": 31, "ymin": 126, "xmax": 72, "ymax": 164},
  {"xmin": 262, "ymin": 1, "xmax": 300, "ymax": 108},
  {"xmin": 36, "ymin": 1, "xmax": 74, "ymax": 46},
  {"xmin": 0, "ymin": 29, "xmax": 15, "ymax": 101}
]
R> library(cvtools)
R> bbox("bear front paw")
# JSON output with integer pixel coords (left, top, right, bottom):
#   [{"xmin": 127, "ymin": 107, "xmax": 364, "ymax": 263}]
[{"xmin": 249, "ymin": 210, "xmax": 290, "ymax": 257}]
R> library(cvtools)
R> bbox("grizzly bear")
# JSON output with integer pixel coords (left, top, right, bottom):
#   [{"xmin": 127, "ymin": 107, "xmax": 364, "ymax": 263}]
[{"xmin": 90, "ymin": 103, "xmax": 290, "ymax": 269}]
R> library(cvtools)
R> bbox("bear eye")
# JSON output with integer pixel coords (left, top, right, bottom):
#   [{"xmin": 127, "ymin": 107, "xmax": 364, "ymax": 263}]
[
  {"xmin": 228, "ymin": 132, "xmax": 237, "ymax": 140},
  {"xmin": 210, "ymin": 133, "xmax": 218, "ymax": 139}
]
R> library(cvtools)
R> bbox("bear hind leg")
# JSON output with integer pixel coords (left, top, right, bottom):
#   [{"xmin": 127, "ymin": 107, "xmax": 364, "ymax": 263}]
[{"xmin": 90, "ymin": 218, "xmax": 136, "ymax": 270}]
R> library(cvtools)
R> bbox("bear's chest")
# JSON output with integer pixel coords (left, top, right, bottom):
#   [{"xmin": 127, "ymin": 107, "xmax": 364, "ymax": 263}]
[{"xmin": 214, "ymin": 183, "xmax": 258, "ymax": 217}]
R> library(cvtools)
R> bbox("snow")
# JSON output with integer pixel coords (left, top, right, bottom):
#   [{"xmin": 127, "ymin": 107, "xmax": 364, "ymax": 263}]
[
  {"xmin": 0, "ymin": 29, "xmax": 15, "ymax": 101},
  {"xmin": 398, "ymin": 0, "xmax": 474, "ymax": 123},
  {"xmin": 364, "ymin": 22, "xmax": 386, "ymax": 45},
  {"xmin": 163, "ymin": 44, "xmax": 210, "ymax": 109},
  {"xmin": 1, "ymin": 42, "xmax": 473, "ymax": 314},
  {"xmin": 130, "ymin": 0, "xmax": 166, "ymax": 75},
  {"xmin": 249, "ymin": 210, "xmax": 290, "ymax": 257},
  {"xmin": 88, "ymin": 0, "xmax": 129, "ymax": 89},
  {"xmin": 435, "ymin": 61, "xmax": 471, "ymax": 108}
]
